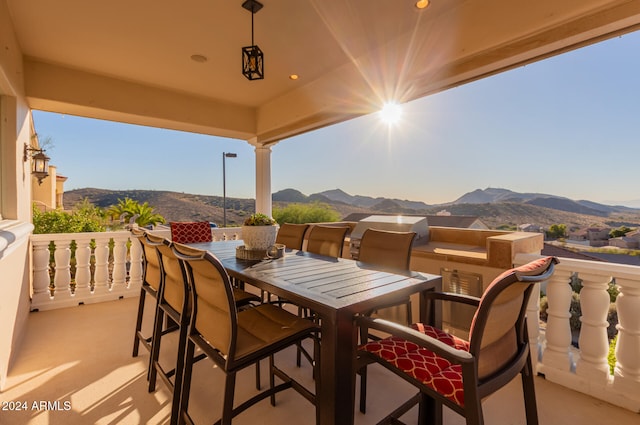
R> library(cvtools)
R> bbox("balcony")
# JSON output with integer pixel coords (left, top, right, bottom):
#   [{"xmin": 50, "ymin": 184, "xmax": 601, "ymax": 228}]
[{"xmin": 2, "ymin": 226, "xmax": 639, "ymax": 424}]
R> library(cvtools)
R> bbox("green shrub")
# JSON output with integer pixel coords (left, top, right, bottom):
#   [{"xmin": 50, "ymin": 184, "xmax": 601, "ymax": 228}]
[
  {"xmin": 33, "ymin": 203, "xmax": 106, "ymax": 234},
  {"xmin": 273, "ymin": 202, "xmax": 340, "ymax": 224}
]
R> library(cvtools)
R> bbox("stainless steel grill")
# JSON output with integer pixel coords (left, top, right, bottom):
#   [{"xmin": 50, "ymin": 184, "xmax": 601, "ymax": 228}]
[{"xmin": 349, "ymin": 215, "xmax": 429, "ymax": 260}]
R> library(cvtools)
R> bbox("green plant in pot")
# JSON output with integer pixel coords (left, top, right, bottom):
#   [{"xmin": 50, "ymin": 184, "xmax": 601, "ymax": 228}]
[{"xmin": 242, "ymin": 213, "xmax": 278, "ymax": 251}]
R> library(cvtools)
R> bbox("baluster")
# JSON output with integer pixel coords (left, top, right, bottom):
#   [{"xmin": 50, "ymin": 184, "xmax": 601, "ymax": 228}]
[
  {"xmin": 129, "ymin": 236, "xmax": 143, "ymax": 290},
  {"xmin": 575, "ymin": 272, "xmax": 611, "ymax": 381},
  {"xmin": 612, "ymin": 278, "xmax": 640, "ymax": 393},
  {"xmin": 541, "ymin": 268, "xmax": 574, "ymax": 371},
  {"xmin": 74, "ymin": 238, "xmax": 92, "ymax": 298},
  {"xmin": 53, "ymin": 239, "xmax": 73, "ymax": 300},
  {"xmin": 111, "ymin": 236, "xmax": 128, "ymax": 291},
  {"xmin": 526, "ymin": 282, "xmax": 542, "ymax": 370},
  {"xmin": 31, "ymin": 239, "xmax": 52, "ymax": 309},
  {"xmin": 93, "ymin": 237, "xmax": 110, "ymax": 294}
]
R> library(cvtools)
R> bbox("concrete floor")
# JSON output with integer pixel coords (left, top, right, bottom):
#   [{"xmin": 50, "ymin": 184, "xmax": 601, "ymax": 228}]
[{"xmin": 1, "ymin": 297, "xmax": 638, "ymax": 425}]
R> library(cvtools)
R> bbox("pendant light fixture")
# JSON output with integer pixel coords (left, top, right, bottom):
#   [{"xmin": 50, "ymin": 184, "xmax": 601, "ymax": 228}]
[{"xmin": 241, "ymin": 0, "xmax": 264, "ymax": 80}]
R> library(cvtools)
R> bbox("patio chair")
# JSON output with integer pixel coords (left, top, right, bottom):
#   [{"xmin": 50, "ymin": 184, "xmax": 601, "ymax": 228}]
[
  {"xmin": 170, "ymin": 221, "xmax": 213, "ymax": 243},
  {"xmin": 147, "ymin": 240, "xmax": 261, "ymax": 424},
  {"xmin": 358, "ymin": 228, "xmax": 417, "ymax": 329},
  {"xmin": 173, "ymin": 243, "xmax": 319, "ymax": 425},
  {"xmin": 131, "ymin": 229, "xmax": 171, "ymax": 359},
  {"xmin": 305, "ymin": 224, "xmax": 350, "ymax": 258},
  {"xmin": 357, "ymin": 256, "xmax": 558, "ymax": 425},
  {"xmin": 275, "ymin": 223, "xmax": 309, "ymax": 250}
]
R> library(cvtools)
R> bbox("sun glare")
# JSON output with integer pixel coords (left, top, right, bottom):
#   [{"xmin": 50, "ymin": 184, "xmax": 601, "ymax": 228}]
[{"xmin": 379, "ymin": 102, "xmax": 402, "ymax": 125}]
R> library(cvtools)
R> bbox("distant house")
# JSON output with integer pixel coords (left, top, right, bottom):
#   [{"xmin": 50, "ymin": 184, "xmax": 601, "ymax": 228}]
[
  {"xmin": 568, "ymin": 227, "xmax": 611, "ymax": 247},
  {"xmin": 609, "ymin": 229, "xmax": 640, "ymax": 249},
  {"xmin": 518, "ymin": 223, "xmax": 544, "ymax": 233},
  {"xmin": 609, "ymin": 237, "xmax": 639, "ymax": 249},
  {"xmin": 341, "ymin": 213, "xmax": 489, "ymax": 230}
]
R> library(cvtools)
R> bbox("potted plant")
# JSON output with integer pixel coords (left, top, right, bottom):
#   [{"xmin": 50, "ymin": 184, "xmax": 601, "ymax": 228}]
[{"xmin": 241, "ymin": 213, "xmax": 278, "ymax": 251}]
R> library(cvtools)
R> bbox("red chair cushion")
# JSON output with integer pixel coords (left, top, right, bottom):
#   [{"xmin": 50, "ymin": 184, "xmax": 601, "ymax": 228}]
[
  {"xmin": 360, "ymin": 324, "xmax": 469, "ymax": 406},
  {"xmin": 170, "ymin": 221, "xmax": 212, "ymax": 243}
]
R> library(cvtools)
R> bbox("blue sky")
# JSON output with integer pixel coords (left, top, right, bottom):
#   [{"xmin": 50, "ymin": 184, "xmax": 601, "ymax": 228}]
[{"xmin": 33, "ymin": 30, "xmax": 640, "ymax": 207}]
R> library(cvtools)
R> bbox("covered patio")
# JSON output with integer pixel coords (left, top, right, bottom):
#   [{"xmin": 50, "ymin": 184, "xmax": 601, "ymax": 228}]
[
  {"xmin": 2, "ymin": 295, "xmax": 638, "ymax": 425},
  {"xmin": 2, "ymin": 1, "xmax": 640, "ymax": 424}
]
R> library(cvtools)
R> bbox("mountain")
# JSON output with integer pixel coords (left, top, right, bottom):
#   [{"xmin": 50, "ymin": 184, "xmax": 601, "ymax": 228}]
[
  {"xmin": 318, "ymin": 189, "xmax": 431, "ymax": 210},
  {"xmin": 64, "ymin": 187, "xmax": 640, "ymax": 231},
  {"xmin": 452, "ymin": 188, "xmax": 634, "ymax": 216},
  {"xmin": 272, "ymin": 188, "xmax": 307, "ymax": 203}
]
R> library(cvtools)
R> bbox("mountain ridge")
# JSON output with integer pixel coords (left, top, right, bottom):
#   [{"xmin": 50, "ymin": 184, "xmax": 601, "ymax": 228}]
[{"xmin": 63, "ymin": 187, "xmax": 640, "ymax": 230}]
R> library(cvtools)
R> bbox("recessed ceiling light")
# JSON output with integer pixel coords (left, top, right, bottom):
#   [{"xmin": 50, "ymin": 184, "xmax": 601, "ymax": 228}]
[
  {"xmin": 415, "ymin": 0, "xmax": 430, "ymax": 9},
  {"xmin": 190, "ymin": 54, "xmax": 208, "ymax": 63},
  {"xmin": 289, "ymin": 74, "xmax": 299, "ymax": 80}
]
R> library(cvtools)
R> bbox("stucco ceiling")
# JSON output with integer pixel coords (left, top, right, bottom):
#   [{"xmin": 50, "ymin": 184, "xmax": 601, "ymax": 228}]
[{"xmin": 6, "ymin": 0, "xmax": 640, "ymax": 145}]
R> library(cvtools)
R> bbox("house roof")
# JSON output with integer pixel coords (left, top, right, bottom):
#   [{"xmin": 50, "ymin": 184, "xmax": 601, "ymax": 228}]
[
  {"xmin": 342, "ymin": 213, "xmax": 485, "ymax": 229},
  {"xmin": 6, "ymin": 0, "xmax": 640, "ymax": 145},
  {"xmin": 540, "ymin": 243, "xmax": 607, "ymax": 262}
]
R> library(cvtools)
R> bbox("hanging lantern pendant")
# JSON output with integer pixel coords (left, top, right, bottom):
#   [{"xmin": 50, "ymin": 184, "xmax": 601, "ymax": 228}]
[{"xmin": 241, "ymin": 0, "xmax": 264, "ymax": 80}]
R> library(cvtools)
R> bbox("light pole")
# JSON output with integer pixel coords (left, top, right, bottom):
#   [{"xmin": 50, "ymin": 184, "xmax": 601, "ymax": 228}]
[{"xmin": 222, "ymin": 152, "xmax": 237, "ymax": 227}]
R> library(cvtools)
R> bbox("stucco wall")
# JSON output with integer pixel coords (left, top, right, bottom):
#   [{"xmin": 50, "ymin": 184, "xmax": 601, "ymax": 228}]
[{"xmin": 0, "ymin": 0, "xmax": 36, "ymax": 391}]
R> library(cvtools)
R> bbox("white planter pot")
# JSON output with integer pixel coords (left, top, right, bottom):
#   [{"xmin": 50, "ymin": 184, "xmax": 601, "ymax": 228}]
[{"xmin": 241, "ymin": 225, "xmax": 278, "ymax": 251}]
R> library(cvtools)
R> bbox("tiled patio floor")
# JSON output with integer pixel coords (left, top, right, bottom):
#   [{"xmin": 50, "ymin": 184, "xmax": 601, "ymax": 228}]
[{"xmin": 1, "ymin": 297, "xmax": 637, "ymax": 425}]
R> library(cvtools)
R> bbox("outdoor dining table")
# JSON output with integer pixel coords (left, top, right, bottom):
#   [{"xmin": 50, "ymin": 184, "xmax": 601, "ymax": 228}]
[{"xmin": 188, "ymin": 239, "xmax": 442, "ymax": 425}]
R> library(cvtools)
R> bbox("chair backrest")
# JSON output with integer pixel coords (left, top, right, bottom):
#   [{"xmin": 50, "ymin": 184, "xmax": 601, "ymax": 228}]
[
  {"xmin": 469, "ymin": 256, "xmax": 558, "ymax": 380},
  {"xmin": 132, "ymin": 229, "xmax": 165, "ymax": 292},
  {"xmin": 170, "ymin": 221, "xmax": 213, "ymax": 243},
  {"xmin": 275, "ymin": 223, "xmax": 309, "ymax": 250},
  {"xmin": 156, "ymin": 239, "xmax": 189, "ymax": 314},
  {"xmin": 358, "ymin": 228, "xmax": 416, "ymax": 271},
  {"xmin": 173, "ymin": 243, "xmax": 238, "ymax": 367},
  {"xmin": 306, "ymin": 225, "xmax": 350, "ymax": 258}
]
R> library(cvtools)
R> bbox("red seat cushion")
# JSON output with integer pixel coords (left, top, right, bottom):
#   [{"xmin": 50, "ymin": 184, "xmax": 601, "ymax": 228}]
[
  {"xmin": 360, "ymin": 324, "xmax": 469, "ymax": 406},
  {"xmin": 170, "ymin": 221, "xmax": 213, "ymax": 244}
]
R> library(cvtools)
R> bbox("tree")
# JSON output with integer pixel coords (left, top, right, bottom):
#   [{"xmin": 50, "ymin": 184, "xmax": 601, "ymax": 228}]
[
  {"xmin": 107, "ymin": 197, "xmax": 165, "ymax": 227},
  {"xmin": 273, "ymin": 202, "xmax": 340, "ymax": 224},
  {"xmin": 32, "ymin": 201, "xmax": 106, "ymax": 234},
  {"xmin": 546, "ymin": 223, "xmax": 567, "ymax": 239},
  {"xmin": 609, "ymin": 226, "xmax": 632, "ymax": 238}
]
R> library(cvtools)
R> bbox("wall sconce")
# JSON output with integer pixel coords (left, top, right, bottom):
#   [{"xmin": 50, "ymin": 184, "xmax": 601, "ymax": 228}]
[
  {"xmin": 241, "ymin": 0, "xmax": 264, "ymax": 80},
  {"xmin": 24, "ymin": 144, "xmax": 50, "ymax": 185}
]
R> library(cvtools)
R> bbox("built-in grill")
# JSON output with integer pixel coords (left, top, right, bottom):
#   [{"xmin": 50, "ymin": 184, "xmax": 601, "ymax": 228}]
[{"xmin": 349, "ymin": 215, "xmax": 429, "ymax": 260}]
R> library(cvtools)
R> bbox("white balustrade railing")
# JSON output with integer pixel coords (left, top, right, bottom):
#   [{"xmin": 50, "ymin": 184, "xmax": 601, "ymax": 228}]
[
  {"xmin": 30, "ymin": 231, "xmax": 141, "ymax": 311},
  {"xmin": 30, "ymin": 227, "xmax": 243, "ymax": 311},
  {"xmin": 515, "ymin": 253, "xmax": 640, "ymax": 412}
]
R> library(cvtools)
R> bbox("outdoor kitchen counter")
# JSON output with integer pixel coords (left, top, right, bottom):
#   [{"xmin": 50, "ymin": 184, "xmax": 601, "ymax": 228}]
[{"xmin": 409, "ymin": 227, "xmax": 544, "ymax": 269}]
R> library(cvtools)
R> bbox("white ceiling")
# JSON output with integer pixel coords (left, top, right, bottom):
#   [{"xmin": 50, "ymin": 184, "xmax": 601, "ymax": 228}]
[{"xmin": 6, "ymin": 0, "xmax": 640, "ymax": 145}]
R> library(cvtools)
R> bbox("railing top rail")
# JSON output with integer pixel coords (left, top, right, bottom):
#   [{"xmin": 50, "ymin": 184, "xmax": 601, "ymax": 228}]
[
  {"xmin": 30, "ymin": 230, "xmax": 134, "ymax": 242},
  {"xmin": 515, "ymin": 252, "xmax": 640, "ymax": 281}
]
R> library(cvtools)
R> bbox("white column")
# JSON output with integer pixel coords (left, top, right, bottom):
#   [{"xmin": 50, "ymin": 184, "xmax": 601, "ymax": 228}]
[
  {"xmin": 31, "ymin": 239, "xmax": 52, "ymax": 309},
  {"xmin": 111, "ymin": 234, "xmax": 128, "ymax": 291},
  {"xmin": 93, "ymin": 237, "xmax": 110, "ymax": 294},
  {"xmin": 541, "ymin": 268, "xmax": 574, "ymax": 371},
  {"xmin": 613, "ymin": 278, "xmax": 640, "ymax": 393},
  {"xmin": 74, "ymin": 237, "xmax": 93, "ymax": 299},
  {"xmin": 128, "ymin": 236, "xmax": 143, "ymax": 290},
  {"xmin": 575, "ymin": 272, "xmax": 612, "ymax": 381},
  {"xmin": 53, "ymin": 239, "xmax": 73, "ymax": 301},
  {"xmin": 526, "ymin": 282, "xmax": 542, "ymax": 370},
  {"xmin": 255, "ymin": 145, "xmax": 272, "ymax": 216}
]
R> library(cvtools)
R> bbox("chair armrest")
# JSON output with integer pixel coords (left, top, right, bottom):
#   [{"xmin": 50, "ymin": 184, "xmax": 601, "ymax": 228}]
[
  {"xmin": 424, "ymin": 291, "xmax": 481, "ymax": 307},
  {"xmin": 356, "ymin": 316, "xmax": 474, "ymax": 365}
]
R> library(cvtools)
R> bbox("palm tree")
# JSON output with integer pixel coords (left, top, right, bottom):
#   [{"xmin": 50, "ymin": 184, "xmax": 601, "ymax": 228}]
[{"xmin": 108, "ymin": 197, "xmax": 165, "ymax": 227}]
